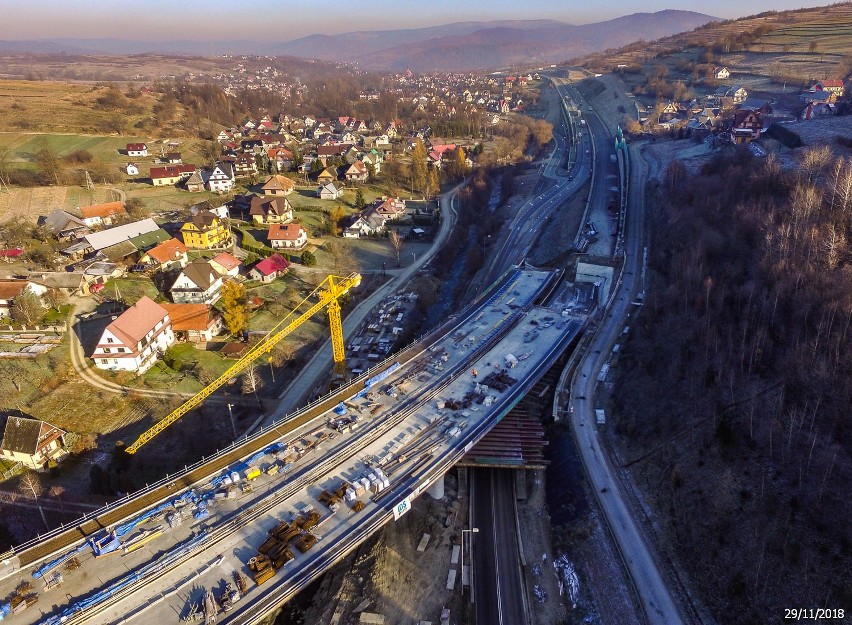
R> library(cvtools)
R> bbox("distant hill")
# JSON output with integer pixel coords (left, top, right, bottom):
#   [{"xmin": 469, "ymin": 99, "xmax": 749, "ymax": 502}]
[
  {"xmin": 0, "ymin": 12, "xmax": 717, "ymax": 71},
  {"xmin": 357, "ymin": 11, "xmax": 719, "ymax": 71}
]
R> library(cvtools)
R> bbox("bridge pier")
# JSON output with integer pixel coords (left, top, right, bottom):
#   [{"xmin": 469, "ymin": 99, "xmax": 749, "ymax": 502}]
[{"xmin": 426, "ymin": 473, "xmax": 445, "ymax": 500}]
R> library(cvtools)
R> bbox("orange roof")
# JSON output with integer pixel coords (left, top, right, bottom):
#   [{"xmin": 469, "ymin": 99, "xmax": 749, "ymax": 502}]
[
  {"xmin": 211, "ymin": 252, "xmax": 241, "ymax": 271},
  {"xmin": 104, "ymin": 296, "xmax": 168, "ymax": 346},
  {"xmin": 0, "ymin": 280, "xmax": 28, "ymax": 300},
  {"xmin": 268, "ymin": 223, "xmax": 305, "ymax": 241},
  {"xmin": 262, "ymin": 175, "xmax": 295, "ymax": 191},
  {"xmin": 146, "ymin": 238, "xmax": 188, "ymax": 264},
  {"xmin": 160, "ymin": 303, "xmax": 216, "ymax": 331},
  {"xmin": 80, "ymin": 201, "xmax": 126, "ymax": 220}
]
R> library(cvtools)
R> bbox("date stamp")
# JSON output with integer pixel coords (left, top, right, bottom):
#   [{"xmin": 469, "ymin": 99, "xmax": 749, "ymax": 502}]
[{"xmin": 785, "ymin": 608, "xmax": 845, "ymax": 620}]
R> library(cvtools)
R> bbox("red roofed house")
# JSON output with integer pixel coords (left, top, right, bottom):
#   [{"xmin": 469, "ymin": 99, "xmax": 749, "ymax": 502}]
[
  {"xmin": 140, "ymin": 238, "xmax": 189, "ymax": 271},
  {"xmin": 268, "ymin": 223, "xmax": 308, "ymax": 251},
  {"xmin": 160, "ymin": 303, "xmax": 223, "ymax": 344},
  {"xmin": 374, "ymin": 196, "xmax": 406, "ymax": 219},
  {"xmin": 0, "ymin": 279, "xmax": 44, "ymax": 318},
  {"xmin": 209, "ymin": 252, "xmax": 242, "ymax": 278},
  {"xmin": 0, "ymin": 247, "xmax": 24, "ymax": 262},
  {"xmin": 150, "ymin": 164, "xmax": 196, "ymax": 186},
  {"xmin": 92, "ymin": 296, "xmax": 175, "ymax": 373},
  {"xmin": 249, "ymin": 253, "xmax": 290, "ymax": 283},
  {"xmin": 80, "ymin": 201, "xmax": 127, "ymax": 228},
  {"xmin": 126, "ymin": 142, "xmax": 148, "ymax": 157},
  {"xmin": 261, "ymin": 174, "xmax": 296, "ymax": 197},
  {"xmin": 0, "ymin": 413, "xmax": 68, "ymax": 470},
  {"xmin": 344, "ymin": 160, "xmax": 369, "ymax": 183},
  {"xmin": 812, "ymin": 80, "xmax": 845, "ymax": 98}
]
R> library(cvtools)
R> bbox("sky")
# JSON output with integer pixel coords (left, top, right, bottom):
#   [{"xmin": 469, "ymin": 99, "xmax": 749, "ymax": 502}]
[{"xmin": 0, "ymin": 0, "xmax": 836, "ymax": 41}]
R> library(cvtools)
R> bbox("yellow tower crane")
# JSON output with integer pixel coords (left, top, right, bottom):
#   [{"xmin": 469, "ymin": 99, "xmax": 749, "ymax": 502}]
[{"xmin": 125, "ymin": 272, "xmax": 361, "ymax": 454}]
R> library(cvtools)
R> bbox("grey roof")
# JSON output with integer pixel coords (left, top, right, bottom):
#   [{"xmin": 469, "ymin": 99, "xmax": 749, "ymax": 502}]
[
  {"xmin": 28, "ymin": 272, "xmax": 86, "ymax": 290},
  {"xmin": 84, "ymin": 261, "xmax": 120, "ymax": 277},
  {"xmin": 43, "ymin": 209, "xmax": 86, "ymax": 234},
  {"xmin": 85, "ymin": 218, "xmax": 159, "ymax": 251},
  {"xmin": 0, "ymin": 413, "xmax": 63, "ymax": 455}
]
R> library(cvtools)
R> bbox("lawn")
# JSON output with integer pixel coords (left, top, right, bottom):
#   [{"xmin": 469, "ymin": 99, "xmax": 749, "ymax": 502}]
[{"xmin": 102, "ymin": 276, "xmax": 161, "ymax": 304}]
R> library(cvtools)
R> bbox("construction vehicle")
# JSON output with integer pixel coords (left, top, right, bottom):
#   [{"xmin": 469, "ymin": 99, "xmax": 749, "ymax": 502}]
[
  {"xmin": 248, "ymin": 556, "xmax": 276, "ymax": 585},
  {"xmin": 126, "ymin": 273, "xmax": 361, "ymax": 453},
  {"xmin": 294, "ymin": 533, "xmax": 317, "ymax": 553}
]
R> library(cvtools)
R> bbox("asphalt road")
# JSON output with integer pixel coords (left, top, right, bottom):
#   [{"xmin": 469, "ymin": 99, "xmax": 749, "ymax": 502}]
[
  {"xmin": 566, "ymin": 139, "xmax": 686, "ymax": 625},
  {"xmin": 471, "ymin": 468, "xmax": 527, "ymax": 625}
]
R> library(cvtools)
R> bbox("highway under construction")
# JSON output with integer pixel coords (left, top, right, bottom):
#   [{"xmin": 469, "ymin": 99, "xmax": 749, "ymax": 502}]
[{"xmin": 0, "ymin": 266, "xmax": 588, "ymax": 625}]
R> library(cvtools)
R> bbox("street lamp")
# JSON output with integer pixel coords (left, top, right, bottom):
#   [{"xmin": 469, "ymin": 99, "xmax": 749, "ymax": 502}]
[
  {"xmin": 226, "ymin": 403, "xmax": 237, "ymax": 438},
  {"xmin": 411, "ymin": 252, "xmax": 416, "ymax": 265},
  {"xmin": 461, "ymin": 527, "xmax": 479, "ymax": 599}
]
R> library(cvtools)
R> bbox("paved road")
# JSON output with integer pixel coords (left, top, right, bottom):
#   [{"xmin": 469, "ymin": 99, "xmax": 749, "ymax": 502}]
[{"xmin": 566, "ymin": 140, "xmax": 685, "ymax": 625}]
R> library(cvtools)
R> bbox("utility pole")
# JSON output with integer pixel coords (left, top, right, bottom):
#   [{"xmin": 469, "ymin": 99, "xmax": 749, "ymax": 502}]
[{"xmin": 226, "ymin": 403, "xmax": 237, "ymax": 438}]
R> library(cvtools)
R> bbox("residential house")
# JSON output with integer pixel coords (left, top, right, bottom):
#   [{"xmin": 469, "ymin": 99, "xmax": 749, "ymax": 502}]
[
  {"xmin": 811, "ymin": 80, "xmax": 845, "ymax": 98},
  {"xmin": 209, "ymin": 252, "xmax": 241, "ymax": 278},
  {"xmin": 317, "ymin": 168, "xmax": 338, "ymax": 184},
  {"xmin": 150, "ymin": 164, "xmax": 196, "ymax": 186},
  {"xmin": 0, "ymin": 413, "xmax": 67, "ymax": 470},
  {"xmin": 126, "ymin": 142, "xmax": 148, "ymax": 157},
  {"xmin": 730, "ymin": 109, "xmax": 763, "ymax": 144},
  {"xmin": 344, "ymin": 161, "xmax": 368, "ymax": 183},
  {"xmin": 92, "ymin": 296, "xmax": 175, "ymax": 374},
  {"xmin": 233, "ymin": 154, "xmax": 258, "ymax": 178},
  {"xmin": 318, "ymin": 182, "xmax": 342, "ymax": 200},
  {"xmin": 249, "ymin": 196, "xmax": 293, "ymax": 225},
  {"xmin": 739, "ymin": 99, "xmax": 773, "ymax": 115},
  {"xmin": 261, "ymin": 174, "xmax": 296, "ymax": 196},
  {"xmin": 0, "ymin": 280, "xmax": 34, "ymax": 317},
  {"xmin": 140, "ymin": 238, "xmax": 189, "ymax": 271},
  {"xmin": 714, "ymin": 85, "xmax": 748, "ymax": 105},
  {"xmin": 185, "ymin": 169, "xmax": 207, "ymax": 193},
  {"xmin": 713, "ymin": 67, "xmax": 730, "ymax": 80},
  {"xmin": 800, "ymin": 89, "xmax": 836, "ymax": 105},
  {"xmin": 342, "ymin": 210, "xmax": 386, "ymax": 238},
  {"xmin": 83, "ymin": 261, "xmax": 123, "ymax": 286},
  {"xmin": 361, "ymin": 152, "xmax": 382, "ymax": 174},
  {"xmin": 163, "ymin": 152, "xmax": 182, "ymax": 164},
  {"xmin": 802, "ymin": 102, "xmax": 835, "ymax": 120},
  {"xmin": 268, "ymin": 223, "xmax": 308, "ymax": 251},
  {"xmin": 170, "ymin": 258, "xmax": 223, "ymax": 305},
  {"xmin": 125, "ymin": 163, "xmax": 139, "ymax": 176},
  {"xmin": 207, "ymin": 162, "xmax": 235, "ymax": 194},
  {"xmin": 160, "ymin": 303, "xmax": 223, "ymax": 344},
  {"xmin": 374, "ymin": 197, "xmax": 406, "ymax": 220},
  {"xmin": 80, "ymin": 201, "xmax": 127, "ymax": 228},
  {"xmin": 249, "ymin": 253, "xmax": 290, "ymax": 283},
  {"xmin": 180, "ymin": 212, "xmax": 231, "ymax": 249},
  {"xmin": 41, "ymin": 209, "xmax": 87, "ymax": 240}
]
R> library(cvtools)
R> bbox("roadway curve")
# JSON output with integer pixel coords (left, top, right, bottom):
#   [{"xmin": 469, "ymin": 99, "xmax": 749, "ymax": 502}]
[{"xmin": 565, "ymin": 141, "xmax": 685, "ymax": 625}]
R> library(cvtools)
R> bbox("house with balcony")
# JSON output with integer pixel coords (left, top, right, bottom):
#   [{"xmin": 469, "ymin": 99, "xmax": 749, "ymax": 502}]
[
  {"xmin": 160, "ymin": 303, "xmax": 223, "ymax": 344},
  {"xmin": 0, "ymin": 413, "xmax": 68, "ymax": 470},
  {"xmin": 207, "ymin": 162, "xmax": 235, "ymax": 194},
  {"xmin": 169, "ymin": 258, "xmax": 223, "ymax": 305},
  {"xmin": 268, "ymin": 223, "xmax": 308, "ymax": 251},
  {"xmin": 249, "ymin": 196, "xmax": 293, "ymax": 225},
  {"xmin": 91, "ymin": 296, "xmax": 175, "ymax": 373},
  {"xmin": 180, "ymin": 212, "xmax": 231, "ymax": 249}
]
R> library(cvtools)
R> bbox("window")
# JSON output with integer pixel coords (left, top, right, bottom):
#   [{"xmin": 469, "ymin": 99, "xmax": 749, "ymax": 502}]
[
  {"xmin": 106, "ymin": 337, "xmax": 114, "ymax": 343},
  {"xmin": 101, "ymin": 359, "xmax": 109, "ymax": 364},
  {"xmin": 117, "ymin": 347, "xmax": 125, "ymax": 353},
  {"xmin": 103, "ymin": 348, "xmax": 110, "ymax": 354},
  {"xmin": 113, "ymin": 359, "xmax": 118, "ymax": 364}
]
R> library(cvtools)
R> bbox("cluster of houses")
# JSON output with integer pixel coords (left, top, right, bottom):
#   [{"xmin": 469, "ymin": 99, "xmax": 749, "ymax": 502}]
[{"xmin": 643, "ymin": 68, "xmax": 849, "ymax": 144}]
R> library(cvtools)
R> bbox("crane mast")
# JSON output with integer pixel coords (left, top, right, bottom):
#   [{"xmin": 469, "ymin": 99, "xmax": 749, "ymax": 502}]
[{"xmin": 125, "ymin": 272, "xmax": 361, "ymax": 454}]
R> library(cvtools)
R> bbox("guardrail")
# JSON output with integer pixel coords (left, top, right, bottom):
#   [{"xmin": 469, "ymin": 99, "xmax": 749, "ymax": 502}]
[{"xmin": 0, "ymin": 268, "xmax": 527, "ymax": 573}]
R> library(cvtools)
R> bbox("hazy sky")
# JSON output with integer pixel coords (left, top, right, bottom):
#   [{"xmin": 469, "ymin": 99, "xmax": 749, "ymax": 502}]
[{"xmin": 0, "ymin": 0, "xmax": 835, "ymax": 40}]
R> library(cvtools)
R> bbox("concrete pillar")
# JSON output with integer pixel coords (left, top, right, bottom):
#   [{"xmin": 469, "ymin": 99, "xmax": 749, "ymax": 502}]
[{"xmin": 426, "ymin": 473, "xmax": 445, "ymax": 500}]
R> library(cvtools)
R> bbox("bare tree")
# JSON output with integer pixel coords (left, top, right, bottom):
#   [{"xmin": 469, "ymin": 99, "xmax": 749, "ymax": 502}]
[
  {"xmin": 43, "ymin": 288, "xmax": 68, "ymax": 313},
  {"xmin": 800, "ymin": 146, "xmax": 833, "ymax": 183},
  {"xmin": 325, "ymin": 238, "xmax": 357, "ymax": 274},
  {"xmin": 388, "ymin": 230, "xmax": 403, "ymax": 266},
  {"xmin": 19, "ymin": 471, "xmax": 48, "ymax": 530},
  {"xmin": 241, "ymin": 364, "xmax": 262, "ymax": 407}
]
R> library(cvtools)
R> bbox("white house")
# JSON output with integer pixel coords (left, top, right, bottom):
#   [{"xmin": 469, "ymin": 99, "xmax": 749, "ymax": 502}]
[
  {"xmin": 268, "ymin": 223, "xmax": 308, "ymax": 250},
  {"xmin": 713, "ymin": 67, "xmax": 730, "ymax": 80},
  {"xmin": 208, "ymin": 162, "xmax": 235, "ymax": 194},
  {"xmin": 317, "ymin": 182, "xmax": 342, "ymax": 200},
  {"xmin": 92, "ymin": 296, "xmax": 175, "ymax": 374},
  {"xmin": 209, "ymin": 252, "xmax": 242, "ymax": 278},
  {"xmin": 125, "ymin": 163, "xmax": 139, "ymax": 176},
  {"xmin": 0, "ymin": 414, "xmax": 67, "ymax": 470},
  {"xmin": 342, "ymin": 211, "xmax": 387, "ymax": 238},
  {"xmin": 170, "ymin": 258, "xmax": 224, "ymax": 305},
  {"xmin": 126, "ymin": 142, "xmax": 148, "ymax": 157}
]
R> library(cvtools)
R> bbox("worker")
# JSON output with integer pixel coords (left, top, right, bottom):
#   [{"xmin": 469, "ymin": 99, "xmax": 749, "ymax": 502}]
[{"xmin": 472, "ymin": 369, "xmax": 478, "ymax": 378}]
